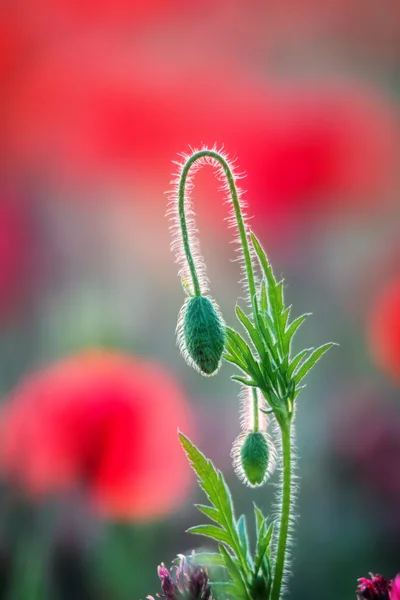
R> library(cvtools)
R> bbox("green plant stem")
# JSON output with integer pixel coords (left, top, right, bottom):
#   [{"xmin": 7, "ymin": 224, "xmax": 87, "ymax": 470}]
[
  {"xmin": 252, "ymin": 388, "xmax": 259, "ymax": 432},
  {"xmin": 178, "ymin": 150, "xmax": 257, "ymax": 302},
  {"xmin": 270, "ymin": 420, "xmax": 292, "ymax": 600}
]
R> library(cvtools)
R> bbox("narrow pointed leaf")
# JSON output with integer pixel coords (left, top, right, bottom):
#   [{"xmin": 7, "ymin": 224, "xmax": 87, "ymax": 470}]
[
  {"xmin": 254, "ymin": 504, "xmax": 266, "ymax": 538},
  {"xmin": 225, "ymin": 328, "xmax": 262, "ymax": 382},
  {"xmin": 254, "ymin": 522, "xmax": 274, "ymax": 576},
  {"xmin": 235, "ymin": 305, "xmax": 266, "ymax": 359},
  {"xmin": 179, "ymin": 434, "xmax": 250, "ymax": 576},
  {"xmin": 230, "ymin": 375, "xmax": 258, "ymax": 387},
  {"xmin": 284, "ymin": 314, "xmax": 311, "ymax": 353},
  {"xmin": 260, "ymin": 280, "xmax": 268, "ymax": 315},
  {"xmin": 195, "ymin": 504, "xmax": 221, "ymax": 525},
  {"xmin": 219, "ymin": 545, "xmax": 249, "ymax": 598},
  {"xmin": 237, "ymin": 515, "xmax": 251, "ymax": 566},
  {"xmin": 288, "ymin": 348, "xmax": 311, "ymax": 378},
  {"xmin": 294, "ymin": 343, "xmax": 335, "ymax": 383},
  {"xmin": 223, "ymin": 353, "xmax": 248, "ymax": 373},
  {"xmin": 251, "ymin": 232, "xmax": 277, "ymax": 291},
  {"xmin": 187, "ymin": 525, "xmax": 232, "ymax": 546}
]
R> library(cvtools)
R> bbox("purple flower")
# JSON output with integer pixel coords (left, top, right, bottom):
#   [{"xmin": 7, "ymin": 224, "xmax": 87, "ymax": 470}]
[
  {"xmin": 147, "ymin": 554, "xmax": 213, "ymax": 600},
  {"xmin": 357, "ymin": 574, "xmax": 391, "ymax": 599},
  {"xmin": 390, "ymin": 575, "xmax": 400, "ymax": 600}
]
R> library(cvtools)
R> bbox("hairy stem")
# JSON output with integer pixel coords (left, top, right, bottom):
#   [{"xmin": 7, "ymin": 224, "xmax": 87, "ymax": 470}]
[
  {"xmin": 252, "ymin": 388, "xmax": 259, "ymax": 432},
  {"xmin": 270, "ymin": 420, "xmax": 292, "ymax": 600},
  {"xmin": 178, "ymin": 150, "xmax": 257, "ymax": 301}
]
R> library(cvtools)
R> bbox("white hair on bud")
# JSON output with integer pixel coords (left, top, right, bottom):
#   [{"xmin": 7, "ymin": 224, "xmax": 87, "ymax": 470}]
[
  {"xmin": 166, "ymin": 145, "xmax": 257, "ymax": 304},
  {"xmin": 175, "ymin": 294, "xmax": 225, "ymax": 377},
  {"xmin": 231, "ymin": 387, "xmax": 277, "ymax": 487}
]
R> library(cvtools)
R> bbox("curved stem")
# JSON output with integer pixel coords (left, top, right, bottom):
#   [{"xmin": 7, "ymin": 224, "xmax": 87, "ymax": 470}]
[
  {"xmin": 270, "ymin": 420, "xmax": 292, "ymax": 600},
  {"xmin": 178, "ymin": 150, "xmax": 257, "ymax": 302}
]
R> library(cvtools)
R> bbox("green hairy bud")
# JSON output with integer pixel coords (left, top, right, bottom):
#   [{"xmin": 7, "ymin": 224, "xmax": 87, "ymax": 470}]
[
  {"xmin": 240, "ymin": 431, "xmax": 270, "ymax": 487},
  {"xmin": 178, "ymin": 295, "xmax": 226, "ymax": 376}
]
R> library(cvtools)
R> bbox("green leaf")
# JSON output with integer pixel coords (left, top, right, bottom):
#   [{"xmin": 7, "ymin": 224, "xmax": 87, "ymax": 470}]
[
  {"xmin": 179, "ymin": 433, "xmax": 250, "ymax": 578},
  {"xmin": 259, "ymin": 523, "xmax": 274, "ymax": 556},
  {"xmin": 219, "ymin": 545, "xmax": 249, "ymax": 597},
  {"xmin": 225, "ymin": 328, "xmax": 262, "ymax": 382},
  {"xmin": 252, "ymin": 504, "xmax": 273, "ymax": 580},
  {"xmin": 235, "ymin": 305, "xmax": 266, "ymax": 359},
  {"xmin": 210, "ymin": 581, "xmax": 243, "ymax": 597},
  {"xmin": 253, "ymin": 504, "xmax": 266, "ymax": 540},
  {"xmin": 284, "ymin": 313, "xmax": 311, "ymax": 353},
  {"xmin": 230, "ymin": 375, "xmax": 258, "ymax": 387},
  {"xmin": 288, "ymin": 348, "xmax": 311, "ymax": 378},
  {"xmin": 251, "ymin": 232, "xmax": 292, "ymax": 362},
  {"xmin": 195, "ymin": 504, "xmax": 221, "ymax": 524},
  {"xmin": 223, "ymin": 353, "xmax": 248, "ymax": 373},
  {"xmin": 237, "ymin": 515, "xmax": 251, "ymax": 566},
  {"xmin": 294, "ymin": 343, "xmax": 335, "ymax": 384},
  {"xmin": 192, "ymin": 553, "xmax": 227, "ymax": 568},
  {"xmin": 251, "ymin": 232, "xmax": 278, "ymax": 294},
  {"xmin": 187, "ymin": 525, "xmax": 232, "ymax": 545}
]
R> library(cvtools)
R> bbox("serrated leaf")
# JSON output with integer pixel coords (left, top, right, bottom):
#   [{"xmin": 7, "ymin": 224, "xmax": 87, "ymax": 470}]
[
  {"xmin": 195, "ymin": 504, "xmax": 221, "ymax": 524},
  {"xmin": 179, "ymin": 434, "xmax": 250, "ymax": 579},
  {"xmin": 187, "ymin": 525, "xmax": 232, "ymax": 545},
  {"xmin": 294, "ymin": 343, "xmax": 335, "ymax": 384}
]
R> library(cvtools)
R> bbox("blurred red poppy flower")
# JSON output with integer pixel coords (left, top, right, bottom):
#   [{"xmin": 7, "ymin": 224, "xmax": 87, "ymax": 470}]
[
  {"xmin": 368, "ymin": 276, "xmax": 400, "ymax": 383},
  {"xmin": 6, "ymin": 38, "xmax": 397, "ymax": 216},
  {"xmin": 12, "ymin": 0, "xmax": 212, "ymax": 37},
  {"xmin": 0, "ymin": 193, "xmax": 40, "ymax": 323},
  {"xmin": 0, "ymin": 350, "xmax": 193, "ymax": 521}
]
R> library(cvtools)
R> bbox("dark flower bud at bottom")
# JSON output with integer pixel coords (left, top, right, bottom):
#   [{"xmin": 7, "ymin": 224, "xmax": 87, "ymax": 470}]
[
  {"xmin": 240, "ymin": 431, "xmax": 270, "ymax": 487},
  {"xmin": 179, "ymin": 295, "xmax": 225, "ymax": 376}
]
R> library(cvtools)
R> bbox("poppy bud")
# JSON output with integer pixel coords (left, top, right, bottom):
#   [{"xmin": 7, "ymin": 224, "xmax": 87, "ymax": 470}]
[
  {"xmin": 240, "ymin": 431, "xmax": 270, "ymax": 487},
  {"xmin": 178, "ymin": 295, "xmax": 225, "ymax": 376}
]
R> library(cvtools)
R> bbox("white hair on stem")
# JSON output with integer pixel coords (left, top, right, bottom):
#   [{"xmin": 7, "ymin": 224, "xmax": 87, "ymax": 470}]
[
  {"xmin": 166, "ymin": 145, "xmax": 258, "ymax": 305},
  {"xmin": 270, "ymin": 408, "xmax": 299, "ymax": 597}
]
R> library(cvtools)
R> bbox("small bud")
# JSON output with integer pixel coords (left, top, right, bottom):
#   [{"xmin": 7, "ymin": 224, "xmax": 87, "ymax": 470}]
[
  {"xmin": 240, "ymin": 431, "xmax": 270, "ymax": 487},
  {"xmin": 178, "ymin": 295, "xmax": 225, "ymax": 376}
]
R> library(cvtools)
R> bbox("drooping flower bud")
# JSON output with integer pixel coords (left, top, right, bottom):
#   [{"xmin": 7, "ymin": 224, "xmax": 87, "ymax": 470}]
[
  {"xmin": 177, "ymin": 295, "xmax": 225, "ymax": 376},
  {"xmin": 239, "ymin": 431, "xmax": 270, "ymax": 487}
]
